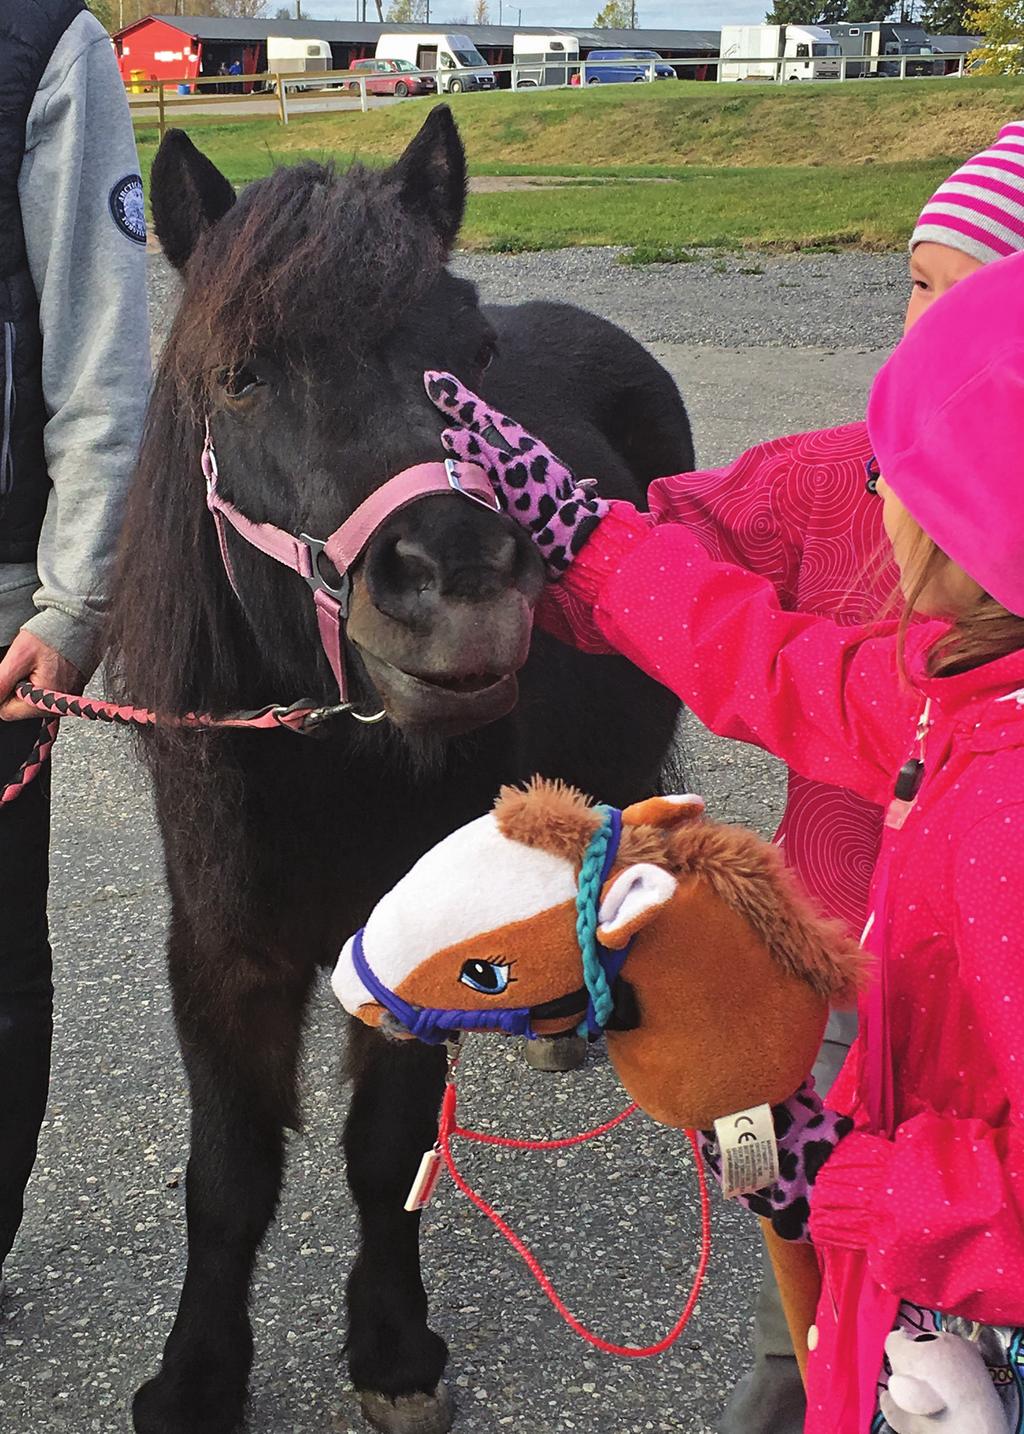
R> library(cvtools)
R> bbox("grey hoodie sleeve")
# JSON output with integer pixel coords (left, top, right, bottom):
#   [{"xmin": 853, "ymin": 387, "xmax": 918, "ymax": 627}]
[{"xmin": 16, "ymin": 11, "xmax": 150, "ymax": 676}]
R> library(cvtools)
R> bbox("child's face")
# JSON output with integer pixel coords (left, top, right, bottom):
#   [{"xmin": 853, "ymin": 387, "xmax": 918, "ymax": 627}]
[
  {"xmin": 904, "ymin": 242, "xmax": 984, "ymax": 332},
  {"xmin": 876, "ymin": 477, "xmax": 983, "ymax": 617}
]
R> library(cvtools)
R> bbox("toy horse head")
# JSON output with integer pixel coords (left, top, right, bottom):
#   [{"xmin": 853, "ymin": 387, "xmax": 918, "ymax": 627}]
[{"xmin": 333, "ymin": 779, "xmax": 866, "ymax": 1129}]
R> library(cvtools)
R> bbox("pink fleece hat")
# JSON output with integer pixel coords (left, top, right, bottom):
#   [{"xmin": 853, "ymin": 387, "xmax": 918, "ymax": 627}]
[
  {"xmin": 867, "ymin": 248, "xmax": 1024, "ymax": 617},
  {"xmin": 911, "ymin": 121, "xmax": 1024, "ymax": 264}
]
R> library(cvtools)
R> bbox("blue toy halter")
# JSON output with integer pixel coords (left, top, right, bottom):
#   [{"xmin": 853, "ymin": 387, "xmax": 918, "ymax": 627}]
[{"xmin": 350, "ymin": 806, "xmax": 632, "ymax": 1046}]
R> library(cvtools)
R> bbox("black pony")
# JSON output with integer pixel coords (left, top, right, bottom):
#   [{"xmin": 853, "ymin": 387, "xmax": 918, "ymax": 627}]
[{"xmin": 109, "ymin": 106, "xmax": 693, "ymax": 1434}]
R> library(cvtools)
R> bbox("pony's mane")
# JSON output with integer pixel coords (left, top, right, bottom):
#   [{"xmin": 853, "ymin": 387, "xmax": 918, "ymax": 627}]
[
  {"xmin": 495, "ymin": 778, "xmax": 867, "ymax": 1004},
  {"xmin": 172, "ymin": 159, "xmax": 445, "ymax": 408}
]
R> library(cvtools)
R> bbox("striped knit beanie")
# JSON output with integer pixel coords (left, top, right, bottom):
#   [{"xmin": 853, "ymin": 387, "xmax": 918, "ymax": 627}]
[{"xmin": 911, "ymin": 120, "xmax": 1024, "ymax": 263}]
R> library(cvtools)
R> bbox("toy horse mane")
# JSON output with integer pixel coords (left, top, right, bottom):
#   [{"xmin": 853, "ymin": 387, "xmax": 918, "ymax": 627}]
[{"xmin": 496, "ymin": 778, "xmax": 865, "ymax": 1005}]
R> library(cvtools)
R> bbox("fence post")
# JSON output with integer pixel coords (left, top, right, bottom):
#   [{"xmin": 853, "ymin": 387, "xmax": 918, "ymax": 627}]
[
  {"xmin": 359, "ymin": 77, "xmax": 367, "ymax": 112},
  {"xmin": 158, "ymin": 82, "xmax": 166, "ymax": 140},
  {"xmin": 276, "ymin": 74, "xmax": 288, "ymax": 124},
  {"xmin": 511, "ymin": 61, "xmax": 518, "ymax": 88},
  {"xmin": 900, "ymin": 54, "xmax": 907, "ymax": 79}
]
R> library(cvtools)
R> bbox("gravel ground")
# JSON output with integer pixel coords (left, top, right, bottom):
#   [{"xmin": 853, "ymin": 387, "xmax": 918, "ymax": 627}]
[{"xmin": 2, "ymin": 247, "xmax": 904, "ymax": 1434}]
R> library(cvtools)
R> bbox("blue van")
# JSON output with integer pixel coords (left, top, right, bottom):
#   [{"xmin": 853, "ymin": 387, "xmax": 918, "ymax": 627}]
[{"xmin": 583, "ymin": 49, "xmax": 677, "ymax": 83}]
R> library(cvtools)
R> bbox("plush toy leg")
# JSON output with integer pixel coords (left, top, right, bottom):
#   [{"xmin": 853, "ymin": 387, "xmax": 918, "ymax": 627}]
[{"xmin": 760, "ymin": 1219, "xmax": 821, "ymax": 1388}]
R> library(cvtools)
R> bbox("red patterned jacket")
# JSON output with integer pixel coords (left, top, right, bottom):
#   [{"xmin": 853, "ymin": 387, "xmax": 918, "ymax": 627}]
[{"xmin": 545, "ymin": 422, "xmax": 891, "ymax": 934}]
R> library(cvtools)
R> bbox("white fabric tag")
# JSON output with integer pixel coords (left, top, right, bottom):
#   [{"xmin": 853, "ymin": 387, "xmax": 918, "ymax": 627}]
[
  {"xmin": 713, "ymin": 1104, "xmax": 779, "ymax": 1199},
  {"xmin": 404, "ymin": 1147, "xmax": 443, "ymax": 1212}
]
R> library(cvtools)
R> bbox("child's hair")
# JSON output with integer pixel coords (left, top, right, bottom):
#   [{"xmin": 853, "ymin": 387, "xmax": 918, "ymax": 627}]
[{"xmin": 896, "ymin": 525, "xmax": 1024, "ymax": 677}]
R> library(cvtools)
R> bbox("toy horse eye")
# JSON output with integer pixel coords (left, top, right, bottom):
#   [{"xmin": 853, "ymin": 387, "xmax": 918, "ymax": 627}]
[{"xmin": 459, "ymin": 959, "xmax": 511, "ymax": 995}]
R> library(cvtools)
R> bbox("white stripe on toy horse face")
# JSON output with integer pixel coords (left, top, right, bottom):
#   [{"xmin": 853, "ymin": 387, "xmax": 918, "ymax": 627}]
[{"xmin": 357, "ymin": 814, "xmax": 576, "ymax": 995}]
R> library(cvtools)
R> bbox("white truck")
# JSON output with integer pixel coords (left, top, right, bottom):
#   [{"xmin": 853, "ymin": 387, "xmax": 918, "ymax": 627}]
[
  {"xmin": 266, "ymin": 35, "xmax": 331, "ymax": 88},
  {"xmin": 512, "ymin": 32, "xmax": 579, "ymax": 88},
  {"xmin": 375, "ymin": 32, "xmax": 496, "ymax": 92},
  {"xmin": 719, "ymin": 24, "xmax": 841, "ymax": 82}
]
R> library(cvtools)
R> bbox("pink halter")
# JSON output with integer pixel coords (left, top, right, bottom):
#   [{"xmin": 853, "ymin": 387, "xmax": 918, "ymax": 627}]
[{"xmin": 201, "ymin": 423, "xmax": 501, "ymax": 703}]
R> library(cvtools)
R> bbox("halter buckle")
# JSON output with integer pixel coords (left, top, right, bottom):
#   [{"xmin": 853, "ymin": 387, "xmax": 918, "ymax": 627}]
[
  {"xmin": 445, "ymin": 458, "xmax": 502, "ymax": 513},
  {"xmin": 299, "ymin": 534, "xmax": 352, "ymax": 612}
]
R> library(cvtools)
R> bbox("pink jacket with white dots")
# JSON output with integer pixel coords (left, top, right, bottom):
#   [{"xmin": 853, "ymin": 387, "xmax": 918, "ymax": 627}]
[{"xmin": 548, "ymin": 503, "xmax": 1024, "ymax": 1433}]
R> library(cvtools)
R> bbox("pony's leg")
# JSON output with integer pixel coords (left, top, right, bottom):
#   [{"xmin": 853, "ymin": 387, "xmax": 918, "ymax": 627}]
[
  {"xmin": 133, "ymin": 928, "xmax": 313, "ymax": 1434},
  {"xmin": 344, "ymin": 1021, "xmax": 452, "ymax": 1434}
]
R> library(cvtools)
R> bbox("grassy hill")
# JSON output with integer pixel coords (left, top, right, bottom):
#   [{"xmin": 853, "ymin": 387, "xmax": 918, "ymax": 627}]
[{"xmin": 133, "ymin": 77, "xmax": 1024, "ymax": 253}]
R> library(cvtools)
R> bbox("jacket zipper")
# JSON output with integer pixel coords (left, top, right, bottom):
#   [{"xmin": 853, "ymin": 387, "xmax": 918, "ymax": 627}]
[{"xmin": 1, "ymin": 320, "xmax": 15, "ymax": 500}]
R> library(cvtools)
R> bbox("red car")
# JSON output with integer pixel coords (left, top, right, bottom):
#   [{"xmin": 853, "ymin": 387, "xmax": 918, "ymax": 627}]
[{"xmin": 348, "ymin": 58, "xmax": 436, "ymax": 97}]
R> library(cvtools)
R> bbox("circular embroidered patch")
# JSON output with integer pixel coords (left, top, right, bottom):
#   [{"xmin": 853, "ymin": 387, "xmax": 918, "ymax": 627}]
[{"xmin": 109, "ymin": 174, "xmax": 147, "ymax": 245}]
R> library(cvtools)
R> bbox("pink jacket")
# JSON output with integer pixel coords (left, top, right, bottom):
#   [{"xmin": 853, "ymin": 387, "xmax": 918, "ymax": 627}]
[
  {"xmin": 647, "ymin": 423, "xmax": 888, "ymax": 934},
  {"xmin": 550, "ymin": 506, "xmax": 1024, "ymax": 1433}
]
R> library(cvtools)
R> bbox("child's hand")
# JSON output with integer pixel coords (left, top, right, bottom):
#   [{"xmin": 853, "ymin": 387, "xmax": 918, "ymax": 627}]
[
  {"xmin": 424, "ymin": 370, "xmax": 608, "ymax": 575},
  {"xmin": 700, "ymin": 1080, "xmax": 853, "ymax": 1243}
]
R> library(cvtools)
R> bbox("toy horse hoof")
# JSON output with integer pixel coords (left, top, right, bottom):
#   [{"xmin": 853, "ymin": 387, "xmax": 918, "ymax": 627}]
[
  {"xmin": 356, "ymin": 1383, "xmax": 454, "ymax": 1434},
  {"xmin": 524, "ymin": 1033, "xmax": 588, "ymax": 1072}
]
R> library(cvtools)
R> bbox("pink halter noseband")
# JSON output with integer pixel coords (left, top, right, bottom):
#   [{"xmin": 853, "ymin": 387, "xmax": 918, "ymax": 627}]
[{"xmin": 201, "ymin": 423, "xmax": 501, "ymax": 708}]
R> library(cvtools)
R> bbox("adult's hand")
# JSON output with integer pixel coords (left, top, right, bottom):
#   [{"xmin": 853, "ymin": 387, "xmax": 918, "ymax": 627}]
[
  {"xmin": 0, "ymin": 629, "xmax": 84, "ymax": 722},
  {"xmin": 425, "ymin": 370, "xmax": 608, "ymax": 575}
]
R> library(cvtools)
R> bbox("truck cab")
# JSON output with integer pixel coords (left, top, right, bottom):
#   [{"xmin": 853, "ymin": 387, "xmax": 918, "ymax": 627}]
[{"xmin": 375, "ymin": 32, "xmax": 496, "ymax": 93}]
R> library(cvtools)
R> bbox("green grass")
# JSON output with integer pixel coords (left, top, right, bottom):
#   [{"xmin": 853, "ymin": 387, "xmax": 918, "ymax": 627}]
[
  {"xmin": 459, "ymin": 160, "xmax": 953, "ymax": 253},
  {"xmin": 134, "ymin": 78, "xmax": 1024, "ymax": 253}
]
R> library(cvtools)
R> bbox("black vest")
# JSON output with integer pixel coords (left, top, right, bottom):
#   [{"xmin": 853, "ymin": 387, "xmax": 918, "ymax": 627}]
[{"xmin": 0, "ymin": 0, "xmax": 85, "ymax": 563}]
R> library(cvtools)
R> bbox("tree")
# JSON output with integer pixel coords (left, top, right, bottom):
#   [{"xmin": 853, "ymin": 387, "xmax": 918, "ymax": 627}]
[
  {"xmin": 274, "ymin": 4, "xmax": 291, "ymax": 14},
  {"xmin": 594, "ymin": 1, "xmax": 636, "ymax": 28},
  {"xmin": 386, "ymin": 0, "xmax": 427, "ymax": 17},
  {"xmin": 473, "ymin": 0, "xmax": 490, "ymax": 20},
  {"xmin": 846, "ymin": 0, "xmax": 894, "ymax": 18},
  {"xmin": 966, "ymin": 0, "xmax": 1024, "ymax": 67},
  {"xmin": 921, "ymin": 0, "xmax": 978, "ymax": 28}
]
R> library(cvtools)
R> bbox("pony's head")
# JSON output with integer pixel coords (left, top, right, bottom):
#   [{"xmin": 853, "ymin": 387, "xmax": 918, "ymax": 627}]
[
  {"xmin": 110, "ymin": 107, "xmax": 543, "ymax": 738},
  {"xmin": 333, "ymin": 779, "xmax": 867, "ymax": 1126}
]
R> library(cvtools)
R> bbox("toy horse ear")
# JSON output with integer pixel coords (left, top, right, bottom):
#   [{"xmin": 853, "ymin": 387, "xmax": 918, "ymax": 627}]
[
  {"xmin": 151, "ymin": 129, "xmax": 237, "ymax": 272},
  {"xmin": 393, "ymin": 104, "xmax": 467, "ymax": 253},
  {"xmin": 596, "ymin": 864, "xmax": 677, "ymax": 950},
  {"xmin": 886, "ymin": 1375, "xmax": 946, "ymax": 1417},
  {"xmin": 622, "ymin": 794, "xmax": 705, "ymax": 828}
]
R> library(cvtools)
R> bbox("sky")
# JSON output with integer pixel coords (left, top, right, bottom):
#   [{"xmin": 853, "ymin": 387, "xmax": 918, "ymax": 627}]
[{"xmin": 313, "ymin": 1, "xmax": 764, "ymax": 32}]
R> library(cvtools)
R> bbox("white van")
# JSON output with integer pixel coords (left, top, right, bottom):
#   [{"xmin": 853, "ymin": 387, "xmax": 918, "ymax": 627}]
[
  {"xmin": 375, "ymin": 32, "xmax": 496, "ymax": 92},
  {"xmin": 266, "ymin": 35, "xmax": 331, "ymax": 88},
  {"xmin": 512, "ymin": 32, "xmax": 579, "ymax": 87},
  {"xmin": 719, "ymin": 24, "xmax": 841, "ymax": 82}
]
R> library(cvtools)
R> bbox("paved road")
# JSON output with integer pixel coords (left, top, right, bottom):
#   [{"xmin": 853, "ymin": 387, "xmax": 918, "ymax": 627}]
[
  {"xmin": 130, "ymin": 92, "xmax": 401, "ymax": 119},
  {"xmin": 1, "ymin": 248, "xmax": 902, "ymax": 1434}
]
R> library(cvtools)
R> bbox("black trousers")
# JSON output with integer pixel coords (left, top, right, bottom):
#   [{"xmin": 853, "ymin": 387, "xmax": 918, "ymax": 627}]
[{"xmin": 0, "ymin": 680, "xmax": 52, "ymax": 1267}]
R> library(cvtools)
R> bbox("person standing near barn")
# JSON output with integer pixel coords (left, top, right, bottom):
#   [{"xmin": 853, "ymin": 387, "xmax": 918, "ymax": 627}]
[{"xmin": 0, "ymin": 0, "xmax": 149, "ymax": 1292}]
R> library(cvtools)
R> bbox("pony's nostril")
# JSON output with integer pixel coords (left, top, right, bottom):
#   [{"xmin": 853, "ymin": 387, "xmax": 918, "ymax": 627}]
[{"xmin": 393, "ymin": 537, "xmax": 442, "ymax": 592}]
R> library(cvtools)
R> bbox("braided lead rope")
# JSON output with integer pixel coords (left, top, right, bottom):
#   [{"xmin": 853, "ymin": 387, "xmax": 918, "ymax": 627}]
[
  {"xmin": 575, "ymin": 807, "xmax": 618, "ymax": 1034},
  {"xmin": 0, "ymin": 715, "xmax": 60, "ymax": 807}
]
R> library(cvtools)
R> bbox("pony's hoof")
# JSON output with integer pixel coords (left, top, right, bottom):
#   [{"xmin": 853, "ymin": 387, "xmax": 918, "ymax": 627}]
[
  {"xmin": 524, "ymin": 1033, "xmax": 587, "ymax": 1072},
  {"xmin": 357, "ymin": 1383, "xmax": 454, "ymax": 1434}
]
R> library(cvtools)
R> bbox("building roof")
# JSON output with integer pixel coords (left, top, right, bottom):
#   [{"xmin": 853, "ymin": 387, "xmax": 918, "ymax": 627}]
[
  {"xmin": 927, "ymin": 32, "xmax": 981, "ymax": 50},
  {"xmin": 123, "ymin": 15, "xmax": 719, "ymax": 52}
]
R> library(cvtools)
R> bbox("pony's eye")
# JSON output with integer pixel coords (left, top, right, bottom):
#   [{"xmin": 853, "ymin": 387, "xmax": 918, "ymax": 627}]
[
  {"xmin": 476, "ymin": 339, "xmax": 497, "ymax": 374},
  {"xmin": 459, "ymin": 959, "xmax": 511, "ymax": 995},
  {"xmin": 220, "ymin": 365, "xmax": 263, "ymax": 401}
]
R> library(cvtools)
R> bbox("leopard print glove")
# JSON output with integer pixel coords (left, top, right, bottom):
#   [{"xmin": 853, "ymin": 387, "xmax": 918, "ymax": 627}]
[
  {"xmin": 700, "ymin": 1080, "xmax": 854, "ymax": 1243},
  {"xmin": 425, "ymin": 370, "xmax": 608, "ymax": 575}
]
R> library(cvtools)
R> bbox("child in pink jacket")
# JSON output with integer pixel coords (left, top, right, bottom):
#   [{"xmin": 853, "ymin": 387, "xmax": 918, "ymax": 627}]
[{"xmin": 426, "ymin": 248, "xmax": 1024, "ymax": 1432}]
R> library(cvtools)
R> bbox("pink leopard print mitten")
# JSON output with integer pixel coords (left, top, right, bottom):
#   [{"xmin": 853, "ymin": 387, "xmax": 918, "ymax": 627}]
[{"xmin": 425, "ymin": 370, "xmax": 609, "ymax": 575}]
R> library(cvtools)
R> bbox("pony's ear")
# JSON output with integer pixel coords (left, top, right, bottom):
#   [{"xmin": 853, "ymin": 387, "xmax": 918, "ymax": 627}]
[
  {"xmin": 597, "ymin": 864, "xmax": 677, "ymax": 950},
  {"xmin": 392, "ymin": 104, "xmax": 466, "ymax": 252},
  {"xmin": 151, "ymin": 129, "xmax": 236, "ymax": 272}
]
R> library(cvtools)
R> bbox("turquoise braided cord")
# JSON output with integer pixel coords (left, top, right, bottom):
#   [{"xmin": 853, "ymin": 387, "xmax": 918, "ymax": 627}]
[{"xmin": 576, "ymin": 808, "xmax": 615, "ymax": 1033}]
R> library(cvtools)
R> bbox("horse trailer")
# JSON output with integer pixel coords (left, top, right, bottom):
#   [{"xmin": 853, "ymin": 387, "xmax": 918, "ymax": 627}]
[
  {"xmin": 820, "ymin": 22, "xmax": 942, "ymax": 77},
  {"xmin": 719, "ymin": 24, "xmax": 841, "ymax": 82},
  {"xmin": 375, "ymin": 32, "xmax": 497, "ymax": 92},
  {"xmin": 512, "ymin": 32, "xmax": 579, "ymax": 87}
]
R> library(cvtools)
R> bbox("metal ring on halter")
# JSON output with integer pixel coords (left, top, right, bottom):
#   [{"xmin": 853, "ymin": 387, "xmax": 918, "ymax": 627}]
[
  {"xmin": 445, "ymin": 457, "xmax": 501, "ymax": 512},
  {"xmin": 349, "ymin": 704, "xmax": 387, "ymax": 725}
]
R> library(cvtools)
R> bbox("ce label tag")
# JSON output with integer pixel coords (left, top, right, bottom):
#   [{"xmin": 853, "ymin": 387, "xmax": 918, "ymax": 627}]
[{"xmin": 713, "ymin": 1104, "xmax": 779, "ymax": 1199}]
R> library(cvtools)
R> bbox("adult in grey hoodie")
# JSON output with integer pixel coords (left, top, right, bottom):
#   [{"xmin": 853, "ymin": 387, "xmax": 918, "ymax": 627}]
[{"xmin": 0, "ymin": 1, "xmax": 150, "ymax": 1281}]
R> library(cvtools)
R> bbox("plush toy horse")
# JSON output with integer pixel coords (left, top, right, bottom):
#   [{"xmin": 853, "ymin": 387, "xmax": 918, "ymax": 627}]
[
  {"xmin": 332, "ymin": 778, "xmax": 866, "ymax": 1372},
  {"xmin": 332, "ymin": 777, "xmax": 865, "ymax": 1132}
]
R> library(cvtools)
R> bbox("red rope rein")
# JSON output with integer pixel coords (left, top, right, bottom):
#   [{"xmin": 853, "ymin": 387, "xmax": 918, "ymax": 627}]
[{"xmin": 436, "ymin": 1081, "xmax": 712, "ymax": 1358}]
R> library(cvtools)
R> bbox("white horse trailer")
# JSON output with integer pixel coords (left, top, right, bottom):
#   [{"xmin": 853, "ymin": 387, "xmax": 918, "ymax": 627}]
[
  {"xmin": 719, "ymin": 24, "xmax": 841, "ymax": 81},
  {"xmin": 512, "ymin": 33, "xmax": 579, "ymax": 87},
  {"xmin": 266, "ymin": 35, "xmax": 331, "ymax": 88}
]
